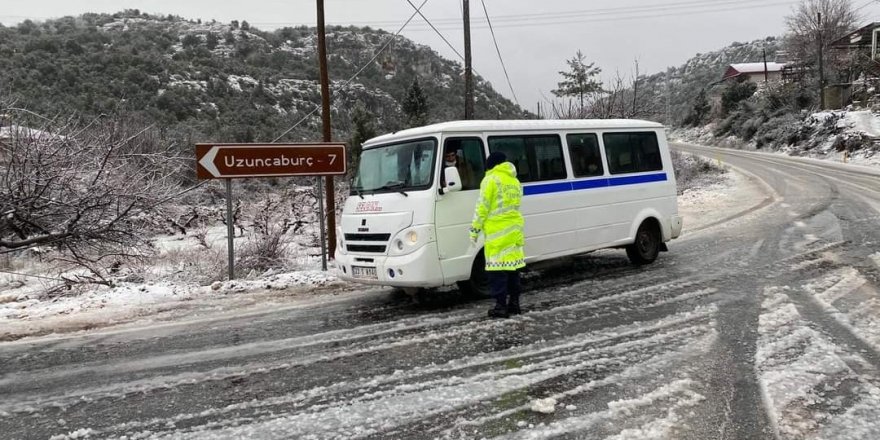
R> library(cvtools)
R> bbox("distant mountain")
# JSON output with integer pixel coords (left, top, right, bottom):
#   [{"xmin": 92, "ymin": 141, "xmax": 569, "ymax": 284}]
[{"xmin": 0, "ymin": 10, "xmax": 527, "ymax": 144}]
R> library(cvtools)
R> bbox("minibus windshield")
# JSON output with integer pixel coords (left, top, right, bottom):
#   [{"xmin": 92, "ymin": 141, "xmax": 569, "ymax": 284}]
[{"xmin": 351, "ymin": 138, "xmax": 437, "ymax": 195}]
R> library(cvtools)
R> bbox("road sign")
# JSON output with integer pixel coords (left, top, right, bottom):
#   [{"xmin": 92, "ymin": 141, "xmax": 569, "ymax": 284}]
[{"xmin": 195, "ymin": 143, "xmax": 347, "ymax": 180}]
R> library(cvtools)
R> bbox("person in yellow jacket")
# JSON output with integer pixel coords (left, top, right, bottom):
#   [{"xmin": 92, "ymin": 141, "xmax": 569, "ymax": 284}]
[{"xmin": 470, "ymin": 151, "xmax": 525, "ymax": 318}]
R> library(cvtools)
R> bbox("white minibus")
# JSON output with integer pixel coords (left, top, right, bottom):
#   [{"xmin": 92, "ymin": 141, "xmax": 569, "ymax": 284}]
[{"xmin": 334, "ymin": 120, "xmax": 683, "ymax": 295}]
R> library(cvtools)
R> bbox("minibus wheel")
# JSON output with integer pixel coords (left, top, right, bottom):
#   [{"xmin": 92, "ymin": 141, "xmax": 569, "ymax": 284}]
[
  {"xmin": 458, "ymin": 251, "xmax": 489, "ymax": 298},
  {"xmin": 626, "ymin": 220, "xmax": 660, "ymax": 265}
]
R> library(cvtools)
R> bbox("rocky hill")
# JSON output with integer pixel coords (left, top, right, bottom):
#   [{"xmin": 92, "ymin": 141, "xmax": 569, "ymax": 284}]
[
  {"xmin": 0, "ymin": 10, "xmax": 526, "ymax": 144},
  {"xmin": 640, "ymin": 37, "xmax": 783, "ymax": 125}
]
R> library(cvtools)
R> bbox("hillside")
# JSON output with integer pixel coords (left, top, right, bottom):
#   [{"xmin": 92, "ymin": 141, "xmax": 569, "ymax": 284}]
[
  {"xmin": 0, "ymin": 10, "xmax": 526, "ymax": 145},
  {"xmin": 640, "ymin": 36, "xmax": 783, "ymax": 125}
]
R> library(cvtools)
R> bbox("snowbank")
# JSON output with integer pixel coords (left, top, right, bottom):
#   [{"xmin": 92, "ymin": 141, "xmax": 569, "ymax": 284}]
[{"xmin": 670, "ymin": 109, "xmax": 880, "ymax": 168}]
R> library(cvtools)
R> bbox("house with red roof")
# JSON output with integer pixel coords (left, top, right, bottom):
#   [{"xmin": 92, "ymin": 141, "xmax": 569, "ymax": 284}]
[{"xmin": 721, "ymin": 62, "xmax": 786, "ymax": 83}]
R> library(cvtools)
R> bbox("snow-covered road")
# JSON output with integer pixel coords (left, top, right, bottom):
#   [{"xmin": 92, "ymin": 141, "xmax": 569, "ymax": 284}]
[{"xmin": 1, "ymin": 144, "xmax": 879, "ymax": 439}]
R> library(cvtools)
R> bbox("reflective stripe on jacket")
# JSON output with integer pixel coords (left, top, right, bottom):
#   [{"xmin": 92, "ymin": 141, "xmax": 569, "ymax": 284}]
[{"xmin": 469, "ymin": 162, "xmax": 525, "ymax": 271}]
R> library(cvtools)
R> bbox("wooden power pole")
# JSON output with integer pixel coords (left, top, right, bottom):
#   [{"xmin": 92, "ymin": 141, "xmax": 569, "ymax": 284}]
[
  {"xmin": 316, "ymin": 0, "xmax": 337, "ymax": 261},
  {"xmin": 463, "ymin": 0, "xmax": 474, "ymax": 119},
  {"xmin": 818, "ymin": 12, "xmax": 825, "ymax": 109},
  {"xmin": 763, "ymin": 48, "xmax": 769, "ymax": 83}
]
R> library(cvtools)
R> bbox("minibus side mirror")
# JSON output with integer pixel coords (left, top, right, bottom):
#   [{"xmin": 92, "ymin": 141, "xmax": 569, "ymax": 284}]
[{"xmin": 442, "ymin": 166, "xmax": 462, "ymax": 194}]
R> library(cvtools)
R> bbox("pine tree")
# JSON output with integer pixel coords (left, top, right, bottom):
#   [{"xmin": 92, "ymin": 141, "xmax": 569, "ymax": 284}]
[
  {"xmin": 685, "ymin": 89, "xmax": 711, "ymax": 126},
  {"xmin": 402, "ymin": 77, "xmax": 429, "ymax": 128},
  {"xmin": 349, "ymin": 102, "xmax": 377, "ymax": 176},
  {"xmin": 552, "ymin": 50, "xmax": 602, "ymax": 114}
]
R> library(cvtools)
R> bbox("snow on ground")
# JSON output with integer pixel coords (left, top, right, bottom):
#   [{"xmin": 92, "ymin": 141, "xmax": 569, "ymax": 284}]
[
  {"xmin": 841, "ymin": 110, "xmax": 880, "ymax": 138},
  {"xmin": 758, "ymin": 287, "xmax": 880, "ymax": 439},
  {"xmin": 0, "ymin": 223, "xmax": 350, "ymax": 341},
  {"xmin": 677, "ymin": 167, "xmax": 765, "ymax": 233},
  {"xmin": 670, "ymin": 110, "xmax": 880, "ymax": 168}
]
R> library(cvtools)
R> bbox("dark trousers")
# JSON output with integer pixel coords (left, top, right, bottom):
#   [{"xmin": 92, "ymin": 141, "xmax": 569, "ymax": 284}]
[{"xmin": 488, "ymin": 270, "xmax": 521, "ymax": 308}]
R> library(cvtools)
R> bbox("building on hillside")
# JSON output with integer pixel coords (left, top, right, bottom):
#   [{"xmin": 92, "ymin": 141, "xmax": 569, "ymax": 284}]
[
  {"xmin": 721, "ymin": 62, "xmax": 786, "ymax": 83},
  {"xmin": 829, "ymin": 22, "xmax": 880, "ymax": 108}
]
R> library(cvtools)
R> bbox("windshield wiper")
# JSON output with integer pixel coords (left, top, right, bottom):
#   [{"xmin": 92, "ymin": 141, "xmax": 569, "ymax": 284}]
[
  {"xmin": 375, "ymin": 181, "xmax": 409, "ymax": 197},
  {"xmin": 351, "ymin": 186, "xmax": 364, "ymax": 199}
]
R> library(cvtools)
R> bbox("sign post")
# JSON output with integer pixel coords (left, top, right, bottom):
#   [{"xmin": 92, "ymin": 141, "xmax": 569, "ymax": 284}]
[
  {"xmin": 196, "ymin": 143, "xmax": 347, "ymax": 279},
  {"xmin": 226, "ymin": 179, "xmax": 235, "ymax": 280}
]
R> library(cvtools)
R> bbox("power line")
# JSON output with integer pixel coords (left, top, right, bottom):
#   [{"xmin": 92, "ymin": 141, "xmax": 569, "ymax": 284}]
[
  {"xmin": 273, "ymin": 0, "xmax": 430, "ymax": 142},
  {"xmin": 855, "ymin": 0, "xmax": 877, "ymax": 12},
  {"xmin": 253, "ymin": 0, "xmax": 795, "ymax": 28},
  {"xmin": 480, "ymin": 0, "xmax": 519, "ymax": 108},
  {"xmin": 398, "ymin": 1, "xmax": 797, "ymax": 32},
  {"xmin": 401, "ymin": 0, "xmax": 485, "ymax": 78},
  {"xmin": 404, "ymin": 0, "xmax": 466, "ymax": 64}
]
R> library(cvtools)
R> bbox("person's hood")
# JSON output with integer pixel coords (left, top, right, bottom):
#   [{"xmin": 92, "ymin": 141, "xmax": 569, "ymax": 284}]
[{"xmin": 489, "ymin": 162, "xmax": 517, "ymax": 178}]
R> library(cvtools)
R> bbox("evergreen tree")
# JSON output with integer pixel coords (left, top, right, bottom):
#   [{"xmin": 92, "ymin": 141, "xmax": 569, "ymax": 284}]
[
  {"xmin": 205, "ymin": 32, "xmax": 219, "ymax": 50},
  {"xmin": 684, "ymin": 89, "xmax": 711, "ymax": 126},
  {"xmin": 349, "ymin": 102, "xmax": 377, "ymax": 175},
  {"xmin": 721, "ymin": 77, "xmax": 758, "ymax": 115},
  {"xmin": 402, "ymin": 77, "xmax": 429, "ymax": 128},
  {"xmin": 552, "ymin": 50, "xmax": 602, "ymax": 114}
]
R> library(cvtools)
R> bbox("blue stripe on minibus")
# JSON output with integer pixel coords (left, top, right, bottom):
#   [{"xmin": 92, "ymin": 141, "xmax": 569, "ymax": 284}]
[{"xmin": 523, "ymin": 172, "xmax": 667, "ymax": 196}]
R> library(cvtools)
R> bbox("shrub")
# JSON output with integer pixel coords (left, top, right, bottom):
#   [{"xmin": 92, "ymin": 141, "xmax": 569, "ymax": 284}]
[{"xmin": 671, "ymin": 150, "xmax": 726, "ymax": 195}]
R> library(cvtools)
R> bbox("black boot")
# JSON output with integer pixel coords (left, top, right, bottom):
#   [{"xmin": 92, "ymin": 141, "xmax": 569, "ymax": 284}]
[
  {"xmin": 507, "ymin": 297, "xmax": 521, "ymax": 315},
  {"xmin": 488, "ymin": 305, "xmax": 509, "ymax": 318}
]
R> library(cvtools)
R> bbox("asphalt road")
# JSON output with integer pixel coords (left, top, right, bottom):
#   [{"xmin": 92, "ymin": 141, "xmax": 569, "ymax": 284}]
[{"xmin": 1, "ymin": 144, "xmax": 880, "ymax": 439}]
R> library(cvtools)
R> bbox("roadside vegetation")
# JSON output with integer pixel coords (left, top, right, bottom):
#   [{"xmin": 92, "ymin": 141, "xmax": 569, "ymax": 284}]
[{"xmin": 671, "ymin": 150, "xmax": 728, "ymax": 195}]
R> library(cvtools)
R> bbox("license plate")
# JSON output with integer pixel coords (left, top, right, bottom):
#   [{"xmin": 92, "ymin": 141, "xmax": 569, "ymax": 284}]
[{"xmin": 351, "ymin": 266, "xmax": 378, "ymax": 280}]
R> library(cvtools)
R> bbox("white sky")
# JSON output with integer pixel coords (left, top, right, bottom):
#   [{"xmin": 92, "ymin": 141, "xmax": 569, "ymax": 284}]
[{"xmin": 3, "ymin": 0, "xmax": 880, "ymax": 113}]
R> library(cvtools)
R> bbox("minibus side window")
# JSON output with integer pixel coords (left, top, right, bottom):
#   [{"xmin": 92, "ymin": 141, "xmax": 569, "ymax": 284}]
[
  {"xmin": 442, "ymin": 137, "xmax": 485, "ymax": 190},
  {"xmin": 602, "ymin": 132, "xmax": 663, "ymax": 175},
  {"xmin": 566, "ymin": 133, "xmax": 603, "ymax": 177},
  {"xmin": 487, "ymin": 135, "xmax": 566, "ymax": 182}
]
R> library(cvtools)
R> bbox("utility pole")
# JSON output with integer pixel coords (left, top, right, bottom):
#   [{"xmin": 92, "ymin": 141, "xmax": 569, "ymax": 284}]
[
  {"xmin": 316, "ymin": 0, "xmax": 336, "ymax": 266},
  {"xmin": 463, "ymin": 0, "xmax": 474, "ymax": 119},
  {"xmin": 817, "ymin": 12, "xmax": 825, "ymax": 109},
  {"xmin": 762, "ymin": 48, "xmax": 769, "ymax": 83},
  {"xmin": 665, "ymin": 68, "xmax": 671, "ymax": 125}
]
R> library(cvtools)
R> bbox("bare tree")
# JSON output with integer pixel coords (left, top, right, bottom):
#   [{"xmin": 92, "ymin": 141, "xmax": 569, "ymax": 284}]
[
  {"xmin": 785, "ymin": 0, "xmax": 861, "ymax": 83},
  {"xmin": 0, "ymin": 108, "xmax": 187, "ymax": 284},
  {"xmin": 549, "ymin": 69, "xmax": 659, "ymax": 120}
]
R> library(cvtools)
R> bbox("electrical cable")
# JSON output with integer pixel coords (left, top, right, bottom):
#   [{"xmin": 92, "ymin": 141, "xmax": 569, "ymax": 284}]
[
  {"xmin": 480, "ymin": 0, "xmax": 520, "ymax": 107},
  {"xmin": 273, "ymin": 0, "xmax": 430, "ymax": 142},
  {"xmin": 253, "ymin": 0, "xmax": 795, "ymax": 28},
  {"xmin": 398, "ymin": 1, "xmax": 803, "ymax": 31},
  {"xmin": 404, "ymin": 0, "xmax": 466, "ymax": 62},
  {"xmin": 401, "ymin": 0, "xmax": 485, "ymax": 79}
]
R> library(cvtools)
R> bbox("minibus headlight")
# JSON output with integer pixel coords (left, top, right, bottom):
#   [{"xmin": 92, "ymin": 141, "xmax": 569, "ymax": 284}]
[
  {"xmin": 395, "ymin": 239, "xmax": 404, "ymax": 251},
  {"xmin": 406, "ymin": 230, "xmax": 418, "ymax": 244}
]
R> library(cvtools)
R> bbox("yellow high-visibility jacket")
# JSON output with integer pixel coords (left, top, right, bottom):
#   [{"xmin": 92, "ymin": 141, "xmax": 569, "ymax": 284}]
[{"xmin": 469, "ymin": 162, "xmax": 525, "ymax": 271}]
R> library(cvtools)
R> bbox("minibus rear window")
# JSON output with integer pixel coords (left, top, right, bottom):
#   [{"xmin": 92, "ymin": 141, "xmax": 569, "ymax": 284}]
[
  {"xmin": 487, "ymin": 135, "xmax": 566, "ymax": 182},
  {"xmin": 602, "ymin": 132, "xmax": 663, "ymax": 175}
]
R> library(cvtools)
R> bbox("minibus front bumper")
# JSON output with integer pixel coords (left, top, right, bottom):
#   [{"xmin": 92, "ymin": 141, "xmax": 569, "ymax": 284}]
[{"xmin": 335, "ymin": 242, "xmax": 444, "ymax": 288}]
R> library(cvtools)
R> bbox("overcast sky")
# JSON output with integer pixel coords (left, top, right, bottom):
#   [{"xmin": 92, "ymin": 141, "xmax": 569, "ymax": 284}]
[{"xmin": 4, "ymin": 0, "xmax": 880, "ymax": 113}]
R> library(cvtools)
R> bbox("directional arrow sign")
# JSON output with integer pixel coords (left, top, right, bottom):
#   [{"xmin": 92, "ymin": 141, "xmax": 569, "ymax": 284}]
[{"xmin": 195, "ymin": 143, "xmax": 347, "ymax": 180}]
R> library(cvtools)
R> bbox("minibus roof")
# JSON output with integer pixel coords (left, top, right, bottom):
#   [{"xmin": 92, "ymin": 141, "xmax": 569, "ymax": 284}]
[{"xmin": 364, "ymin": 119, "xmax": 665, "ymax": 148}]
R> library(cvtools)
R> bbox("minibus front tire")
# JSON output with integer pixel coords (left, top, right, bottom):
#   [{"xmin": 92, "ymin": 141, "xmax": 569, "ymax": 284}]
[
  {"xmin": 626, "ymin": 220, "xmax": 660, "ymax": 265},
  {"xmin": 457, "ymin": 251, "xmax": 490, "ymax": 298}
]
